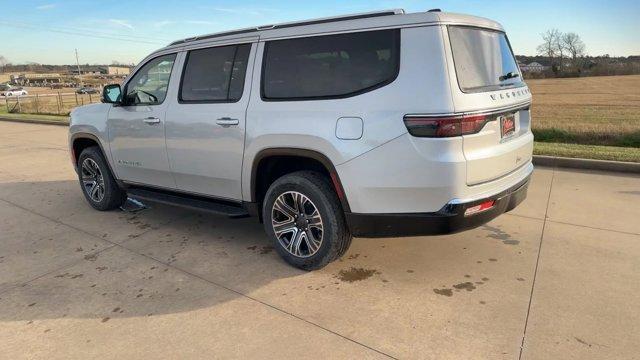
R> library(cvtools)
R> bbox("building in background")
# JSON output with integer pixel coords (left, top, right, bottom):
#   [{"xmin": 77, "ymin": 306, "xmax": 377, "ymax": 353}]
[
  {"xmin": 104, "ymin": 66, "xmax": 131, "ymax": 76},
  {"xmin": 520, "ymin": 62, "xmax": 548, "ymax": 73}
]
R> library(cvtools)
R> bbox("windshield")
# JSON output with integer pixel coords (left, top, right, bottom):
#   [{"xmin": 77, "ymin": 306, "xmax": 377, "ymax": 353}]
[{"xmin": 448, "ymin": 26, "xmax": 523, "ymax": 93}]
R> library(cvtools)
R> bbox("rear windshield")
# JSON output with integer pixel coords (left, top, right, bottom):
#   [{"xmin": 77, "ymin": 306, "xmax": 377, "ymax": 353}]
[{"xmin": 448, "ymin": 26, "xmax": 523, "ymax": 93}]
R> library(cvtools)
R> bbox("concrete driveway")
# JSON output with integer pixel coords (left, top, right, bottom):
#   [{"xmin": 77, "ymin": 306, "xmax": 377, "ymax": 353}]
[{"xmin": 0, "ymin": 121, "xmax": 638, "ymax": 359}]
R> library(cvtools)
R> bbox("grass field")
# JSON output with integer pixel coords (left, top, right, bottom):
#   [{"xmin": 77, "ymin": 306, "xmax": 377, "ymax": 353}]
[
  {"xmin": 527, "ymin": 75, "xmax": 640, "ymax": 162},
  {"xmin": 528, "ymin": 75, "xmax": 640, "ymax": 146}
]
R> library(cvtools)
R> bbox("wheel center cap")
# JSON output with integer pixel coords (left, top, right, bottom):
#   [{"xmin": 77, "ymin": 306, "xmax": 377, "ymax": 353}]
[{"xmin": 296, "ymin": 216, "xmax": 307, "ymax": 229}]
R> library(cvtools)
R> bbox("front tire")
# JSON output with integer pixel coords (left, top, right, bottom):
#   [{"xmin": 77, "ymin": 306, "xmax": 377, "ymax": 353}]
[
  {"xmin": 263, "ymin": 171, "xmax": 352, "ymax": 270},
  {"xmin": 77, "ymin": 146, "xmax": 126, "ymax": 211}
]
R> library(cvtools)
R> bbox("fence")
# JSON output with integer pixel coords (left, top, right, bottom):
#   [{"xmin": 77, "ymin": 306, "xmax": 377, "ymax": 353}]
[{"xmin": 2, "ymin": 92, "xmax": 101, "ymax": 116}]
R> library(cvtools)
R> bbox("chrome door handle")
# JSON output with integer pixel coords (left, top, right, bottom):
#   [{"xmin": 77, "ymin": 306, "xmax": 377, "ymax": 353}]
[
  {"xmin": 143, "ymin": 117, "xmax": 161, "ymax": 125},
  {"xmin": 216, "ymin": 117, "xmax": 239, "ymax": 126}
]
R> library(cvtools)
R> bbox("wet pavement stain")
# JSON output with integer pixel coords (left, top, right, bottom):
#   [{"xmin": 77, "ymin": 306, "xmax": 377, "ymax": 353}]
[
  {"xmin": 348, "ymin": 253, "xmax": 360, "ymax": 260},
  {"xmin": 336, "ymin": 267, "xmax": 378, "ymax": 283},
  {"xmin": 575, "ymin": 337, "xmax": 592, "ymax": 347},
  {"xmin": 488, "ymin": 258, "xmax": 498, "ymax": 262},
  {"xmin": 84, "ymin": 253, "xmax": 98, "ymax": 261},
  {"xmin": 101, "ymin": 317, "xmax": 110, "ymax": 323},
  {"xmin": 482, "ymin": 225, "xmax": 520, "ymax": 245},
  {"xmin": 54, "ymin": 273, "xmax": 84, "ymax": 279},
  {"xmin": 453, "ymin": 282, "xmax": 477, "ymax": 292},
  {"xmin": 433, "ymin": 288, "xmax": 453, "ymax": 297},
  {"xmin": 246, "ymin": 246, "xmax": 257, "ymax": 250},
  {"xmin": 259, "ymin": 246, "xmax": 274, "ymax": 255}
]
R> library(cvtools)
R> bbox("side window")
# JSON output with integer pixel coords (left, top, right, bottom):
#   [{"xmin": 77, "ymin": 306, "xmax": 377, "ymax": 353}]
[
  {"xmin": 180, "ymin": 43, "xmax": 251, "ymax": 103},
  {"xmin": 125, "ymin": 54, "xmax": 176, "ymax": 105},
  {"xmin": 262, "ymin": 29, "xmax": 400, "ymax": 100}
]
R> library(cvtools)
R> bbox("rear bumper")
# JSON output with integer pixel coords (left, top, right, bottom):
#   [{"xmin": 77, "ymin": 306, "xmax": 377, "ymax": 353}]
[{"xmin": 345, "ymin": 173, "xmax": 531, "ymax": 238}]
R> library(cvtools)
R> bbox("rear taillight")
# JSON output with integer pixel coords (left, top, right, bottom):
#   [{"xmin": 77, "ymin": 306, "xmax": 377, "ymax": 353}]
[{"xmin": 403, "ymin": 114, "xmax": 493, "ymax": 138}]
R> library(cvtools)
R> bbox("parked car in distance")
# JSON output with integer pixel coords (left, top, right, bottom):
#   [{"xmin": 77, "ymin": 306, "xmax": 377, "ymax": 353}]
[
  {"xmin": 69, "ymin": 9, "xmax": 534, "ymax": 270},
  {"xmin": 76, "ymin": 87, "xmax": 100, "ymax": 94},
  {"xmin": 0, "ymin": 85, "xmax": 28, "ymax": 97}
]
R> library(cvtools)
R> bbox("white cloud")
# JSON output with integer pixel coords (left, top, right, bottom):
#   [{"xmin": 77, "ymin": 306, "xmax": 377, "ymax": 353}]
[
  {"xmin": 208, "ymin": 7, "xmax": 275, "ymax": 16},
  {"xmin": 108, "ymin": 19, "xmax": 134, "ymax": 30},
  {"xmin": 36, "ymin": 4, "xmax": 56, "ymax": 10},
  {"xmin": 185, "ymin": 20, "xmax": 215, "ymax": 26},
  {"xmin": 153, "ymin": 20, "xmax": 175, "ymax": 28}
]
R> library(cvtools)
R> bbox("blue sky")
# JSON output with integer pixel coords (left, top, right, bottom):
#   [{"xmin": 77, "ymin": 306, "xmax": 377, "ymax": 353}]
[{"xmin": 1, "ymin": 0, "xmax": 638, "ymax": 65}]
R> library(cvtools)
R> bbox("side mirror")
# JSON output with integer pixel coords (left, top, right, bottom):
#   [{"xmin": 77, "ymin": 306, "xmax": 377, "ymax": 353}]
[{"xmin": 102, "ymin": 84, "xmax": 122, "ymax": 104}]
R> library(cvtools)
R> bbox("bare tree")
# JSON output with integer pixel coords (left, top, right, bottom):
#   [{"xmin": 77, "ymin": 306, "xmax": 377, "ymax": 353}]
[
  {"xmin": 562, "ymin": 32, "xmax": 586, "ymax": 67},
  {"xmin": 537, "ymin": 29, "xmax": 564, "ymax": 72}
]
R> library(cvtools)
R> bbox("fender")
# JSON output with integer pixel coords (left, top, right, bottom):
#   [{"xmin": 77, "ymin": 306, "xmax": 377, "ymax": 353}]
[
  {"xmin": 70, "ymin": 132, "xmax": 123, "ymax": 188},
  {"xmin": 250, "ymin": 147, "xmax": 351, "ymax": 212}
]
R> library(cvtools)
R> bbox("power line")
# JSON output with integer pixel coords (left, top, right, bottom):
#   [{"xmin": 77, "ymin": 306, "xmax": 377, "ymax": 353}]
[{"xmin": 0, "ymin": 21, "xmax": 168, "ymax": 45}]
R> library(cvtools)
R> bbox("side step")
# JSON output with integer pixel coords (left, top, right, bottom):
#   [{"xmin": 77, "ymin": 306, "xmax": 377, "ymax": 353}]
[{"xmin": 126, "ymin": 187, "xmax": 250, "ymax": 219}]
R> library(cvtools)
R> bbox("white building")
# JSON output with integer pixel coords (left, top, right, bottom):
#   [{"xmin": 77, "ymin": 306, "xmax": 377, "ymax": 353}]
[{"xmin": 520, "ymin": 62, "xmax": 548, "ymax": 73}]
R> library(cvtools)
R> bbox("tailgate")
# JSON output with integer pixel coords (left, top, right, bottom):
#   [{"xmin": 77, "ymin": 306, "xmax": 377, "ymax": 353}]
[
  {"xmin": 446, "ymin": 25, "xmax": 534, "ymax": 185},
  {"xmin": 463, "ymin": 105, "xmax": 533, "ymax": 185}
]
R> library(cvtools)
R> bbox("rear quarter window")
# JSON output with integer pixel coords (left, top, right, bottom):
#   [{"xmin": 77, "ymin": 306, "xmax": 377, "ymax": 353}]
[{"xmin": 262, "ymin": 29, "xmax": 400, "ymax": 100}]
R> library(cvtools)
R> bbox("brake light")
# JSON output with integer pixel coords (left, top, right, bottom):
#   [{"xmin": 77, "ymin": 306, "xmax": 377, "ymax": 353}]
[
  {"xmin": 464, "ymin": 200, "xmax": 495, "ymax": 217},
  {"xmin": 403, "ymin": 114, "xmax": 492, "ymax": 137}
]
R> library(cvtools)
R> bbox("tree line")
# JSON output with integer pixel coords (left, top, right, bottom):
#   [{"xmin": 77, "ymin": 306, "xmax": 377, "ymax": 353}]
[{"xmin": 531, "ymin": 29, "xmax": 639, "ymax": 78}]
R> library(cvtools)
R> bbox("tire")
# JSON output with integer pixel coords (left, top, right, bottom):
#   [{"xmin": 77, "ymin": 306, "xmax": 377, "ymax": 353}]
[
  {"xmin": 263, "ymin": 171, "xmax": 352, "ymax": 270},
  {"xmin": 77, "ymin": 146, "xmax": 126, "ymax": 211}
]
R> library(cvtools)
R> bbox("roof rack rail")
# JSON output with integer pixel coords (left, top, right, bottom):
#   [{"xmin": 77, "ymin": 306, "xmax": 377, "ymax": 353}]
[{"xmin": 168, "ymin": 9, "xmax": 405, "ymax": 46}]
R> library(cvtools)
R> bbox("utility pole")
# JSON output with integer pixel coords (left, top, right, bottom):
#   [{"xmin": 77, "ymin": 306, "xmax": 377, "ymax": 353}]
[{"xmin": 75, "ymin": 48, "xmax": 83, "ymax": 87}]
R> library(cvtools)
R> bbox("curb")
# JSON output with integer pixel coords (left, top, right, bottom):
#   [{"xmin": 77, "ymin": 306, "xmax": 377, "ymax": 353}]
[
  {"xmin": 533, "ymin": 155, "xmax": 640, "ymax": 174},
  {"xmin": 0, "ymin": 117, "xmax": 69, "ymax": 127}
]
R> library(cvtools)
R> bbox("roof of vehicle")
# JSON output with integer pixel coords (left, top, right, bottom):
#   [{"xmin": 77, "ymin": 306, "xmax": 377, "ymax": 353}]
[{"xmin": 159, "ymin": 9, "xmax": 504, "ymax": 52}]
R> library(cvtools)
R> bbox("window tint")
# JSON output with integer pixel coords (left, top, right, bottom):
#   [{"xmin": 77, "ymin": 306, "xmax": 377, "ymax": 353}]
[
  {"xmin": 262, "ymin": 30, "xmax": 399, "ymax": 100},
  {"xmin": 125, "ymin": 54, "xmax": 176, "ymax": 105},
  {"xmin": 448, "ymin": 26, "xmax": 523, "ymax": 93},
  {"xmin": 180, "ymin": 44, "xmax": 251, "ymax": 102}
]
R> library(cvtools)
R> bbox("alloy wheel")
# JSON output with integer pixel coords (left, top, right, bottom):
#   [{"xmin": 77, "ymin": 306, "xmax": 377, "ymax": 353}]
[
  {"xmin": 81, "ymin": 158, "xmax": 106, "ymax": 203},
  {"xmin": 271, "ymin": 191, "xmax": 324, "ymax": 258}
]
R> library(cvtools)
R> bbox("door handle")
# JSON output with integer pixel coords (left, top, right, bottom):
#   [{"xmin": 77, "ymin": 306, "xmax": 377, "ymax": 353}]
[
  {"xmin": 143, "ymin": 117, "xmax": 161, "ymax": 125},
  {"xmin": 216, "ymin": 117, "xmax": 239, "ymax": 126}
]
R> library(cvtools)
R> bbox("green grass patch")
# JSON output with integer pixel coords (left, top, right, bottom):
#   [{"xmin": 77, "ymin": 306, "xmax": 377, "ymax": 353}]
[
  {"xmin": 0, "ymin": 107, "xmax": 69, "ymax": 122},
  {"xmin": 534, "ymin": 142, "xmax": 640, "ymax": 163},
  {"xmin": 532, "ymin": 127, "xmax": 640, "ymax": 148}
]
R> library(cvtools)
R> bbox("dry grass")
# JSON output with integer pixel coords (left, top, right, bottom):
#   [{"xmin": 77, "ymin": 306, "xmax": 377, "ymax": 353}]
[{"xmin": 528, "ymin": 75, "xmax": 640, "ymax": 147}]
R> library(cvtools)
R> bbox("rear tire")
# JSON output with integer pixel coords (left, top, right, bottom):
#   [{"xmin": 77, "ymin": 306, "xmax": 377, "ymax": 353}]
[
  {"xmin": 263, "ymin": 171, "xmax": 352, "ymax": 271},
  {"xmin": 77, "ymin": 146, "xmax": 126, "ymax": 211}
]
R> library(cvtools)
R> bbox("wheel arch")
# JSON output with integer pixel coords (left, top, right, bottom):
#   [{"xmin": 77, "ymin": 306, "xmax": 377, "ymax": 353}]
[
  {"xmin": 249, "ymin": 148, "xmax": 351, "ymax": 214},
  {"xmin": 70, "ymin": 133, "xmax": 119, "ymax": 183}
]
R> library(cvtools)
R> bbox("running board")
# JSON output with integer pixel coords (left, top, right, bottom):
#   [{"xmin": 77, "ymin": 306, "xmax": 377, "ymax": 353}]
[{"xmin": 126, "ymin": 187, "xmax": 250, "ymax": 219}]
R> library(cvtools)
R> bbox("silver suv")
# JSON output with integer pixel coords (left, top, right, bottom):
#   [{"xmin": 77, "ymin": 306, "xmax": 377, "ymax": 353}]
[{"xmin": 69, "ymin": 9, "xmax": 534, "ymax": 270}]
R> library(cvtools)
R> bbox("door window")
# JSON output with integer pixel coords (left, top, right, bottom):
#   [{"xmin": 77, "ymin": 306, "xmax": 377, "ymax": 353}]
[
  {"xmin": 180, "ymin": 43, "xmax": 251, "ymax": 103},
  {"xmin": 125, "ymin": 54, "xmax": 176, "ymax": 105}
]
